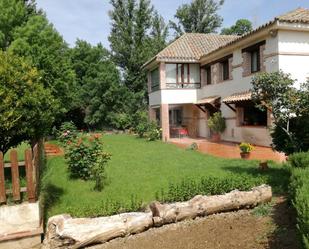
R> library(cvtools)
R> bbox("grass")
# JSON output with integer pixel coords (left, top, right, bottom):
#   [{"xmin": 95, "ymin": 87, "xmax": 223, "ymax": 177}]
[
  {"xmin": 3, "ymin": 142, "xmax": 30, "ymax": 162},
  {"xmin": 41, "ymin": 134, "xmax": 289, "ymax": 219}
]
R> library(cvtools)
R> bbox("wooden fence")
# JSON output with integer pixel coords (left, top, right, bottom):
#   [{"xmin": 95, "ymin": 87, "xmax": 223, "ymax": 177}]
[{"xmin": 0, "ymin": 143, "xmax": 41, "ymax": 205}]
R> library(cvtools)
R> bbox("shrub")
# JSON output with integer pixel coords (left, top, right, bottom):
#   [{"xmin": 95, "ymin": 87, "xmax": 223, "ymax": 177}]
[
  {"xmin": 289, "ymin": 152, "xmax": 309, "ymax": 168},
  {"xmin": 57, "ymin": 121, "xmax": 78, "ymax": 145},
  {"xmin": 207, "ymin": 112, "xmax": 226, "ymax": 134},
  {"xmin": 156, "ymin": 173, "xmax": 266, "ymax": 203},
  {"xmin": 145, "ymin": 122, "xmax": 161, "ymax": 141},
  {"xmin": 239, "ymin": 142, "xmax": 255, "ymax": 153},
  {"xmin": 64, "ymin": 134, "xmax": 111, "ymax": 187},
  {"xmin": 289, "ymin": 158, "xmax": 309, "ymax": 248}
]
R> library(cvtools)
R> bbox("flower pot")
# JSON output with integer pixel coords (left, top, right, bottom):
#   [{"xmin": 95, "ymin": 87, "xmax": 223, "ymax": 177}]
[
  {"xmin": 211, "ymin": 133, "xmax": 221, "ymax": 143},
  {"xmin": 240, "ymin": 152, "xmax": 251, "ymax": 159}
]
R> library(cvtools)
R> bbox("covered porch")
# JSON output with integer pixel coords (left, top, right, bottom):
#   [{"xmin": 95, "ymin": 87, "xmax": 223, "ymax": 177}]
[{"xmin": 169, "ymin": 137, "xmax": 286, "ymax": 163}]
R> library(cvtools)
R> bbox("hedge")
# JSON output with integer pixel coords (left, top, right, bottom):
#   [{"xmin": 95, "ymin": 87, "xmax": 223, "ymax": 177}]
[{"xmin": 289, "ymin": 152, "xmax": 309, "ymax": 248}]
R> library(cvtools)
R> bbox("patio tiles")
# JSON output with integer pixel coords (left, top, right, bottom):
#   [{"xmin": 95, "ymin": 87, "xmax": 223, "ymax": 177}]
[{"xmin": 169, "ymin": 138, "xmax": 286, "ymax": 163}]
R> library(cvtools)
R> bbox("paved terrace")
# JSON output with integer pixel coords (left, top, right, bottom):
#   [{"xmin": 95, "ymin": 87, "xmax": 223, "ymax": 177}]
[{"xmin": 169, "ymin": 138, "xmax": 286, "ymax": 163}]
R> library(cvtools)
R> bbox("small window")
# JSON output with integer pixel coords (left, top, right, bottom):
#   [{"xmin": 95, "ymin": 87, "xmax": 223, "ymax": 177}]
[
  {"xmin": 150, "ymin": 68, "xmax": 160, "ymax": 90},
  {"xmin": 206, "ymin": 66, "xmax": 212, "ymax": 85},
  {"xmin": 221, "ymin": 60, "xmax": 229, "ymax": 81},
  {"xmin": 251, "ymin": 49, "xmax": 260, "ymax": 73},
  {"xmin": 242, "ymin": 105, "xmax": 267, "ymax": 126}
]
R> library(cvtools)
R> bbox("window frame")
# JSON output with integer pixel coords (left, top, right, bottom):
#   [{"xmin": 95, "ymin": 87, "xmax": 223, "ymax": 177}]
[
  {"xmin": 221, "ymin": 59, "xmax": 230, "ymax": 81},
  {"xmin": 250, "ymin": 49, "xmax": 260, "ymax": 73},
  {"xmin": 206, "ymin": 66, "xmax": 212, "ymax": 85}
]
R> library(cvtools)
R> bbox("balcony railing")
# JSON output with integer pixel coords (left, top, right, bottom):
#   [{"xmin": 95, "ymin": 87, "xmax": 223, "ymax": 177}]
[{"xmin": 166, "ymin": 83, "xmax": 201, "ymax": 89}]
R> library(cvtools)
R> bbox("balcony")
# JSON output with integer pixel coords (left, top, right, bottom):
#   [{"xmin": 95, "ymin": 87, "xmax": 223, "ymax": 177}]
[{"xmin": 166, "ymin": 83, "xmax": 201, "ymax": 89}]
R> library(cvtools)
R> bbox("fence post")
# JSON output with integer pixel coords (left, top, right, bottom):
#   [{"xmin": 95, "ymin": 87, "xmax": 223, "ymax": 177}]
[
  {"xmin": 25, "ymin": 149, "xmax": 36, "ymax": 203},
  {"xmin": 10, "ymin": 150, "xmax": 21, "ymax": 202},
  {"xmin": 0, "ymin": 152, "xmax": 6, "ymax": 204}
]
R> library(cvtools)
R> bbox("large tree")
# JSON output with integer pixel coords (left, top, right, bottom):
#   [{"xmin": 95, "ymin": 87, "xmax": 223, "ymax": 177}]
[
  {"xmin": 170, "ymin": 0, "xmax": 224, "ymax": 36},
  {"xmin": 0, "ymin": 0, "xmax": 38, "ymax": 49},
  {"xmin": 251, "ymin": 71, "xmax": 309, "ymax": 154},
  {"xmin": 0, "ymin": 51, "xmax": 56, "ymax": 153},
  {"xmin": 221, "ymin": 19, "xmax": 253, "ymax": 36},
  {"xmin": 70, "ymin": 40, "xmax": 128, "ymax": 129},
  {"xmin": 8, "ymin": 14, "xmax": 77, "ymax": 115},
  {"xmin": 108, "ymin": 0, "xmax": 168, "ymax": 109}
]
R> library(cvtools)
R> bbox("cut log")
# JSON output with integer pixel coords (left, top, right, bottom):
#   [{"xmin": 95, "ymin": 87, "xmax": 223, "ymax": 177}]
[
  {"xmin": 43, "ymin": 185, "xmax": 272, "ymax": 249},
  {"xmin": 43, "ymin": 212, "xmax": 153, "ymax": 249},
  {"xmin": 149, "ymin": 184, "xmax": 272, "ymax": 226}
]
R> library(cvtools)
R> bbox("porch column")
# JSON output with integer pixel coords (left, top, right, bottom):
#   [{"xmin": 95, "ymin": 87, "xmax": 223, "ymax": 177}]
[
  {"xmin": 148, "ymin": 106, "xmax": 156, "ymax": 122},
  {"xmin": 160, "ymin": 104, "xmax": 170, "ymax": 142}
]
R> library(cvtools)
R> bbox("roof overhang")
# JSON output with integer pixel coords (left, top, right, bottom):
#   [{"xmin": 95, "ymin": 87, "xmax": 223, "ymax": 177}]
[{"xmin": 223, "ymin": 91, "xmax": 252, "ymax": 104}]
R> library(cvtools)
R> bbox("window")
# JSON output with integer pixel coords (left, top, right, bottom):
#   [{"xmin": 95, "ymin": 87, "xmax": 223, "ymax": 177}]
[
  {"xmin": 221, "ymin": 60, "xmax": 229, "ymax": 81},
  {"xmin": 242, "ymin": 104, "xmax": 267, "ymax": 126},
  {"xmin": 189, "ymin": 64, "xmax": 200, "ymax": 83},
  {"xmin": 251, "ymin": 49, "xmax": 260, "ymax": 73},
  {"xmin": 206, "ymin": 66, "xmax": 212, "ymax": 85},
  {"xmin": 165, "ymin": 63, "xmax": 201, "ymax": 88},
  {"xmin": 169, "ymin": 108, "xmax": 182, "ymax": 126},
  {"xmin": 150, "ymin": 68, "xmax": 160, "ymax": 90},
  {"xmin": 166, "ymin": 64, "xmax": 177, "ymax": 83}
]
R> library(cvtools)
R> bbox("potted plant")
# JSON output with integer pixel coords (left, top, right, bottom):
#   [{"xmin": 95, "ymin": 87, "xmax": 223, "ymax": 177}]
[
  {"xmin": 207, "ymin": 112, "xmax": 226, "ymax": 142},
  {"xmin": 239, "ymin": 142, "xmax": 254, "ymax": 159}
]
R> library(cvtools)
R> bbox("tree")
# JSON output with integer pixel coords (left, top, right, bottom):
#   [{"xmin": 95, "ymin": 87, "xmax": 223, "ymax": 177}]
[
  {"xmin": 70, "ymin": 40, "xmax": 127, "ymax": 128},
  {"xmin": 251, "ymin": 71, "xmax": 309, "ymax": 154},
  {"xmin": 8, "ymin": 15, "xmax": 77, "ymax": 115},
  {"xmin": 0, "ymin": 0, "xmax": 38, "ymax": 49},
  {"xmin": 0, "ymin": 51, "xmax": 57, "ymax": 153},
  {"xmin": 170, "ymin": 0, "xmax": 224, "ymax": 36},
  {"xmin": 109, "ymin": 0, "xmax": 168, "ymax": 112},
  {"xmin": 221, "ymin": 19, "xmax": 253, "ymax": 35}
]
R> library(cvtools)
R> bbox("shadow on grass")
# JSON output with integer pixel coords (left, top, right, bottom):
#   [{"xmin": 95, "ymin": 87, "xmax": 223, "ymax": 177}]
[
  {"xmin": 40, "ymin": 183, "xmax": 64, "ymax": 224},
  {"xmin": 222, "ymin": 165, "xmax": 290, "ymax": 194}
]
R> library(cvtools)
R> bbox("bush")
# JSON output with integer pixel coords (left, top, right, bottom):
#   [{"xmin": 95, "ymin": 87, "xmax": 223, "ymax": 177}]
[
  {"xmin": 207, "ymin": 112, "xmax": 226, "ymax": 134},
  {"xmin": 64, "ymin": 134, "xmax": 111, "ymax": 187},
  {"xmin": 156, "ymin": 173, "xmax": 266, "ymax": 203},
  {"xmin": 145, "ymin": 122, "xmax": 161, "ymax": 141},
  {"xmin": 57, "ymin": 122, "xmax": 78, "ymax": 145},
  {"xmin": 289, "ymin": 152, "xmax": 309, "ymax": 168},
  {"xmin": 289, "ymin": 155, "xmax": 309, "ymax": 248}
]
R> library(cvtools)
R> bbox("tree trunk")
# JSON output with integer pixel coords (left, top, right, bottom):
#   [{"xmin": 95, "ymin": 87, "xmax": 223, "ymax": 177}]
[{"xmin": 43, "ymin": 185, "xmax": 272, "ymax": 249}]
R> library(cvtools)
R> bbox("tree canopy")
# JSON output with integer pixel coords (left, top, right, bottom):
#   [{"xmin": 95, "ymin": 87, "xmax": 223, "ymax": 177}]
[
  {"xmin": 251, "ymin": 71, "xmax": 309, "ymax": 154},
  {"xmin": 170, "ymin": 0, "xmax": 224, "ymax": 36},
  {"xmin": 0, "ymin": 51, "xmax": 56, "ymax": 153},
  {"xmin": 221, "ymin": 19, "xmax": 253, "ymax": 35}
]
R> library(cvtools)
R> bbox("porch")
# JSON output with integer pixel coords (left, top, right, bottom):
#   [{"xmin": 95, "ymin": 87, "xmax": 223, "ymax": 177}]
[{"xmin": 169, "ymin": 137, "xmax": 286, "ymax": 163}]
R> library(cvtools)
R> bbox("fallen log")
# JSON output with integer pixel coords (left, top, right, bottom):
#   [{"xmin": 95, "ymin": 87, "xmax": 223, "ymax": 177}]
[
  {"xmin": 43, "ymin": 185, "xmax": 272, "ymax": 249},
  {"xmin": 150, "ymin": 184, "xmax": 272, "ymax": 226}
]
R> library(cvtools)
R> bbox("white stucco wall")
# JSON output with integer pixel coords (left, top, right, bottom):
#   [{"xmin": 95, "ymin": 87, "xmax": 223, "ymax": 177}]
[
  {"xmin": 278, "ymin": 30, "xmax": 309, "ymax": 88},
  {"xmin": 149, "ymin": 89, "xmax": 197, "ymax": 106}
]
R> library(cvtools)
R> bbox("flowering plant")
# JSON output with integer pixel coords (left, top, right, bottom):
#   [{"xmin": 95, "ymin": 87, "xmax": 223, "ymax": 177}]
[{"xmin": 239, "ymin": 142, "xmax": 255, "ymax": 153}]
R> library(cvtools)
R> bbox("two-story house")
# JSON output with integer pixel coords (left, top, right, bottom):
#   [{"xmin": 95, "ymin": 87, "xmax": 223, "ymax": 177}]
[{"xmin": 143, "ymin": 8, "xmax": 309, "ymax": 147}]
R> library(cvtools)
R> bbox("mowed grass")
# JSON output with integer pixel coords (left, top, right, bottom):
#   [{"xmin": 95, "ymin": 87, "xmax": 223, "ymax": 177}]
[{"xmin": 42, "ymin": 134, "xmax": 289, "ymax": 219}]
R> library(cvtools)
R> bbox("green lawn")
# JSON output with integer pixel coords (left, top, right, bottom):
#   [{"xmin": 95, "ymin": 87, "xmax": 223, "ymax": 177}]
[
  {"xmin": 3, "ymin": 142, "xmax": 30, "ymax": 162},
  {"xmin": 42, "ymin": 134, "xmax": 289, "ymax": 219}
]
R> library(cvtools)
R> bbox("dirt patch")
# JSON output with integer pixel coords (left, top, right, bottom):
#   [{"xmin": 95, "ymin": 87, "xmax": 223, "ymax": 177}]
[{"xmin": 89, "ymin": 197, "xmax": 300, "ymax": 249}]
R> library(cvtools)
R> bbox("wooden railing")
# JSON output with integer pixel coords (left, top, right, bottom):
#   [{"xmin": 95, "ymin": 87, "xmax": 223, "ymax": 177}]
[{"xmin": 0, "ymin": 143, "xmax": 41, "ymax": 204}]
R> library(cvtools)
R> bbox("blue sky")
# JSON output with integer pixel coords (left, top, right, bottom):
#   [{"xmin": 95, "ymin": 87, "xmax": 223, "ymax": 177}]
[{"xmin": 36, "ymin": 0, "xmax": 309, "ymax": 48}]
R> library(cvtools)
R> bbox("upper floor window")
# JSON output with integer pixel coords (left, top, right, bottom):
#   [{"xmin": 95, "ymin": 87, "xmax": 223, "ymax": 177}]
[
  {"xmin": 206, "ymin": 66, "xmax": 212, "ymax": 85},
  {"xmin": 166, "ymin": 63, "xmax": 201, "ymax": 89},
  {"xmin": 251, "ymin": 49, "xmax": 260, "ymax": 73},
  {"xmin": 221, "ymin": 59, "xmax": 229, "ymax": 81},
  {"xmin": 150, "ymin": 67, "xmax": 160, "ymax": 90}
]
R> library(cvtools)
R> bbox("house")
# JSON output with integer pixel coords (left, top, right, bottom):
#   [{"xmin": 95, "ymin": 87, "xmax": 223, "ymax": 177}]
[{"xmin": 143, "ymin": 8, "xmax": 309, "ymax": 147}]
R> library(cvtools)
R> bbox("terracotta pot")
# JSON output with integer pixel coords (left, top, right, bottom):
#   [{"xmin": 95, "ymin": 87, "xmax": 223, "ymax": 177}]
[
  {"xmin": 240, "ymin": 152, "xmax": 251, "ymax": 159},
  {"xmin": 211, "ymin": 133, "xmax": 221, "ymax": 143}
]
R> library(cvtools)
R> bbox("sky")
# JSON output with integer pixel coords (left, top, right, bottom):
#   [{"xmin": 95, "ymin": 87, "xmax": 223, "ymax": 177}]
[{"xmin": 36, "ymin": 0, "xmax": 309, "ymax": 48}]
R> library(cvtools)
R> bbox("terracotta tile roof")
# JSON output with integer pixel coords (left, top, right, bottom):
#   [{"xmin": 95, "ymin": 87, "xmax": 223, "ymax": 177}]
[
  {"xmin": 277, "ymin": 8, "xmax": 309, "ymax": 23},
  {"xmin": 156, "ymin": 33, "xmax": 238, "ymax": 62},
  {"xmin": 196, "ymin": 96, "xmax": 221, "ymax": 105},
  {"xmin": 222, "ymin": 91, "xmax": 252, "ymax": 104}
]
